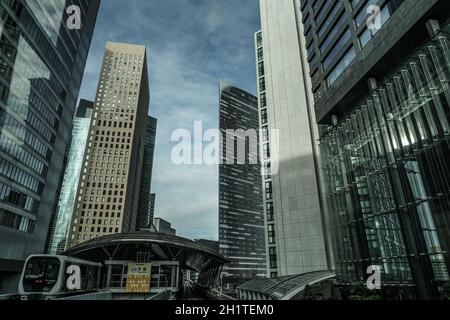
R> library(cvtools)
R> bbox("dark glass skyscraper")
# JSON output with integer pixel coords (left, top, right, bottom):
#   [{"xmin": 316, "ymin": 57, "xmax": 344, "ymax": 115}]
[
  {"xmin": 136, "ymin": 115, "xmax": 157, "ymax": 231},
  {"xmin": 219, "ymin": 81, "xmax": 266, "ymax": 287},
  {"xmin": 300, "ymin": 0, "xmax": 450, "ymax": 299},
  {"xmin": 0, "ymin": 0, "xmax": 99, "ymax": 292}
]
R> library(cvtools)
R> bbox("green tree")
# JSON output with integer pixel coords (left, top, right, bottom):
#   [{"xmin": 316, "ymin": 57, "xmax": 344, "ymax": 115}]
[
  {"xmin": 442, "ymin": 281, "xmax": 450, "ymax": 300},
  {"xmin": 302, "ymin": 284, "xmax": 324, "ymax": 300},
  {"xmin": 348, "ymin": 283, "xmax": 381, "ymax": 300}
]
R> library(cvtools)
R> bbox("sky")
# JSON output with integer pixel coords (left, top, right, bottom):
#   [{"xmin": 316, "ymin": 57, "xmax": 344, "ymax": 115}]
[{"xmin": 78, "ymin": 0, "xmax": 261, "ymax": 240}]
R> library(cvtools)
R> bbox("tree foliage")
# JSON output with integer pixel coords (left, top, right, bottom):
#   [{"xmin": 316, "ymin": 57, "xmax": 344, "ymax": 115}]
[
  {"xmin": 442, "ymin": 281, "xmax": 450, "ymax": 300},
  {"xmin": 302, "ymin": 284, "xmax": 324, "ymax": 300},
  {"xmin": 348, "ymin": 283, "xmax": 381, "ymax": 300}
]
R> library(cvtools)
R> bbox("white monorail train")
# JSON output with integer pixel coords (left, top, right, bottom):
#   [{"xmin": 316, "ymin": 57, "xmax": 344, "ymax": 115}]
[{"xmin": 18, "ymin": 255, "xmax": 102, "ymax": 299}]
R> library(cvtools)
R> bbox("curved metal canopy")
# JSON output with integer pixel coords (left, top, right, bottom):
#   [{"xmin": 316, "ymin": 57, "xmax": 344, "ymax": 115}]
[
  {"xmin": 64, "ymin": 232, "xmax": 229, "ymax": 274},
  {"xmin": 237, "ymin": 270, "xmax": 336, "ymax": 300}
]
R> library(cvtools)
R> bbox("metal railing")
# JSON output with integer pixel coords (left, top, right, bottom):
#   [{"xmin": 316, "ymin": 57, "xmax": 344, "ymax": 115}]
[{"xmin": 0, "ymin": 294, "xmax": 20, "ymax": 301}]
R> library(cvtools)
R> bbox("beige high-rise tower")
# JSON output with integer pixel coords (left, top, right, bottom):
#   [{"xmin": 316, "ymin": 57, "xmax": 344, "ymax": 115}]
[{"xmin": 68, "ymin": 42, "xmax": 150, "ymax": 248}]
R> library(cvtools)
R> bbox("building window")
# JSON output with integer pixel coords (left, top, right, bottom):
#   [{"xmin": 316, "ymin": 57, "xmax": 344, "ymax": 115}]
[
  {"xmin": 262, "ymin": 126, "xmax": 269, "ymax": 142},
  {"xmin": 305, "ymin": 25, "xmax": 313, "ymax": 44},
  {"xmin": 261, "ymin": 109, "xmax": 268, "ymax": 125},
  {"xmin": 259, "ymin": 77, "xmax": 266, "ymax": 92},
  {"xmin": 322, "ymin": 27, "xmax": 352, "ymax": 71},
  {"xmin": 352, "ymin": 0, "xmax": 363, "ymax": 9},
  {"xmin": 358, "ymin": 5, "xmax": 391, "ymax": 48},
  {"xmin": 314, "ymin": 0, "xmax": 332, "ymax": 24},
  {"xmin": 312, "ymin": 0, "xmax": 321, "ymax": 12},
  {"xmin": 266, "ymin": 202, "xmax": 274, "ymax": 222},
  {"xmin": 268, "ymin": 224, "xmax": 276, "ymax": 244},
  {"xmin": 263, "ymin": 143, "xmax": 270, "ymax": 160},
  {"xmin": 319, "ymin": 15, "xmax": 349, "ymax": 55},
  {"xmin": 264, "ymin": 162, "xmax": 271, "ymax": 179},
  {"xmin": 265, "ymin": 181, "xmax": 273, "ymax": 200},
  {"xmin": 326, "ymin": 47, "xmax": 356, "ymax": 86},
  {"xmin": 0, "ymin": 183, "xmax": 38, "ymax": 214},
  {"xmin": 269, "ymin": 247, "xmax": 277, "ymax": 269},
  {"xmin": 307, "ymin": 44, "xmax": 316, "ymax": 62},
  {"xmin": 0, "ymin": 209, "xmax": 35, "ymax": 233},
  {"xmin": 354, "ymin": 0, "xmax": 380, "ymax": 28},
  {"xmin": 260, "ymin": 92, "xmax": 267, "ymax": 107},
  {"xmin": 257, "ymin": 47, "xmax": 264, "ymax": 61},
  {"xmin": 256, "ymin": 32, "xmax": 262, "ymax": 48},
  {"xmin": 258, "ymin": 62, "xmax": 265, "ymax": 77},
  {"xmin": 317, "ymin": 1, "xmax": 345, "ymax": 39}
]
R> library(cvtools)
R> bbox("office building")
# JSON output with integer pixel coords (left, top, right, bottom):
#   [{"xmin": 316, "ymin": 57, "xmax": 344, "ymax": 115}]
[
  {"xmin": 218, "ymin": 82, "xmax": 266, "ymax": 286},
  {"xmin": 255, "ymin": 0, "xmax": 330, "ymax": 279},
  {"xmin": 148, "ymin": 193, "xmax": 156, "ymax": 227},
  {"xmin": 136, "ymin": 116, "xmax": 157, "ymax": 231},
  {"xmin": 47, "ymin": 100, "xmax": 93, "ymax": 254},
  {"xmin": 300, "ymin": 0, "xmax": 450, "ymax": 299},
  {"xmin": 153, "ymin": 217, "xmax": 176, "ymax": 235},
  {"xmin": 68, "ymin": 42, "xmax": 150, "ymax": 248},
  {"xmin": 0, "ymin": 0, "xmax": 100, "ymax": 292},
  {"xmin": 196, "ymin": 239, "xmax": 220, "ymax": 253}
]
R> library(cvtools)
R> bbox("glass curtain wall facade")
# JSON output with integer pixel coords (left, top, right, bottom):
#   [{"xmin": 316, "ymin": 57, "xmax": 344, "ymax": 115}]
[
  {"xmin": 219, "ymin": 82, "xmax": 266, "ymax": 287},
  {"xmin": 300, "ymin": 0, "xmax": 450, "ymax": 299},
  {"xmin": 300, "ymin": 0, "xmax": 405, "ymax": 111},
  {"xmin": 0, "ymin": 0, "xmax": 99, "ymax": 292},
  {"xmin": 320, "ymin": 27, "xmax": 450, "ymax": 299},
  {"xmin": 136, "ymin": 115, "xmax": 157, "ymax": 231},
  {"xmin": 47, "ymin": 99, "xmax": 93, "ymax": 254},
  {"xmin": 148, "ymin": 193, "xmax": 155, "ymax": 227}
]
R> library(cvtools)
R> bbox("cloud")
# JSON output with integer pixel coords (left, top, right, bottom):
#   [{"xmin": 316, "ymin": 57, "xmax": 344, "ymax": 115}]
[{"xmin": 78, "ymin": 0, "xmax": 260, "ymax": 240}]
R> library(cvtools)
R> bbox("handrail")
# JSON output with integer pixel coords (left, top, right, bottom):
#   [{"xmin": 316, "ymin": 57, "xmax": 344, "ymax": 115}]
[
  {"xmin": 210, "ymin": 289, "xmax": 236, "ymax": 300},
  {"xmin": 0, "ymin": 294, "xmax": 20, "ymax": 301},
  {"xmin": 147, "ymin": 290, "xmax": 173, "ymax": 300}
]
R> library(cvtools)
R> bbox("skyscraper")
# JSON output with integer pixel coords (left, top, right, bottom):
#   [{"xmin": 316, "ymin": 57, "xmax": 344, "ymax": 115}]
[
  {"xmin": 47, "ymin": 99, "xmax": 93, "ymax": 254},
  {"xmin": 153, "ymin": 217, "xmax": 176, "ymax": 236},
  {"xmin": 219, "ymin": 82, "xmax": 266, "ymax": 287},
  {"xmin": 136, "ymin": 116, "xmax": 157, "ymax": 231},
  {"xmin": 299, "ymin": 0, "xmax": 450, "ymax": 299},
  {"xmin": 148, "ymin": 193, "xmax": 156, "ymax": 226},
  {"xmin": 68, "ymin": 42, "xmax": 150, "ymax": 248},
  {"xmin": 0, "ymin": 0, "xmax": 100, "ymax": 292},
  {"xmin": 255, "ymin": 0, "xmax": 330, "ymax": 278}
]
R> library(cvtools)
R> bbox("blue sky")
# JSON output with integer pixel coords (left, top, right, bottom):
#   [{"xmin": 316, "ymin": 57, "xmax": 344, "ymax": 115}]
[{"xmin": 78, "ymin": 0, "xmax": 261, "ymax": 240}]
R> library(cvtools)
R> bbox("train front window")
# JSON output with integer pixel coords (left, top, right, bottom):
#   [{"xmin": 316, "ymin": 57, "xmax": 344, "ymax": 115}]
[{"xmin": 23, "ymin": 257, "xmax": 61, "ymax": 293}]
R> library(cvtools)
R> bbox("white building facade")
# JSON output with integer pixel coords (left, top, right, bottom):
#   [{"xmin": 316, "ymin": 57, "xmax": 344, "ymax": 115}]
[{"xmin": 255, "ymin": 0, "xmax": 331, "ymax": 277}]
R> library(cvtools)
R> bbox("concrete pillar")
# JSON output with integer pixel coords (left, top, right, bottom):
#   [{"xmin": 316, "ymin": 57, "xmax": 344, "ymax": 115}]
[
  {"xmin": 106, "ymin": 263, "xmax": 112, "ymax": 289},
  {"xmin": 426, "ymin": 19, "xmax": 441, "ymax": 36}
]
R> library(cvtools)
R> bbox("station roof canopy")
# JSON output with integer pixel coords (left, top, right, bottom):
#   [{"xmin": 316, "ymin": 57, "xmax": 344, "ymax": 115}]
[
  {"xmin": 64, "ymin": 232, "xmax": 229, "ymax": 274},
  {"xmin": 237, "ymin": 270, "xmax": 336, "ymax": 300}
]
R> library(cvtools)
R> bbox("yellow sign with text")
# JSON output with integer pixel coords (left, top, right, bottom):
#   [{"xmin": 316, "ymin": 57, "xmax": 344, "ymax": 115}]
[{"xmin": 126, "ymin": 263, "xmax": 151, "ymax": 293}]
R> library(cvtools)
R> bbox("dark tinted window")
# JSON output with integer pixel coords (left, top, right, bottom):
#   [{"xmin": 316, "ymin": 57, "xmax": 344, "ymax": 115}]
[{"xmin": 23, "ymin": 257, "xmax": 60, "ymax": 292}]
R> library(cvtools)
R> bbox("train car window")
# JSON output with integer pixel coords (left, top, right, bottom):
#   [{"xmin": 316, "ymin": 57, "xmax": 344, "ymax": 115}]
[{"xmin": 23, "ymin": 257, "xmax": 61, "ymax": 293}]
